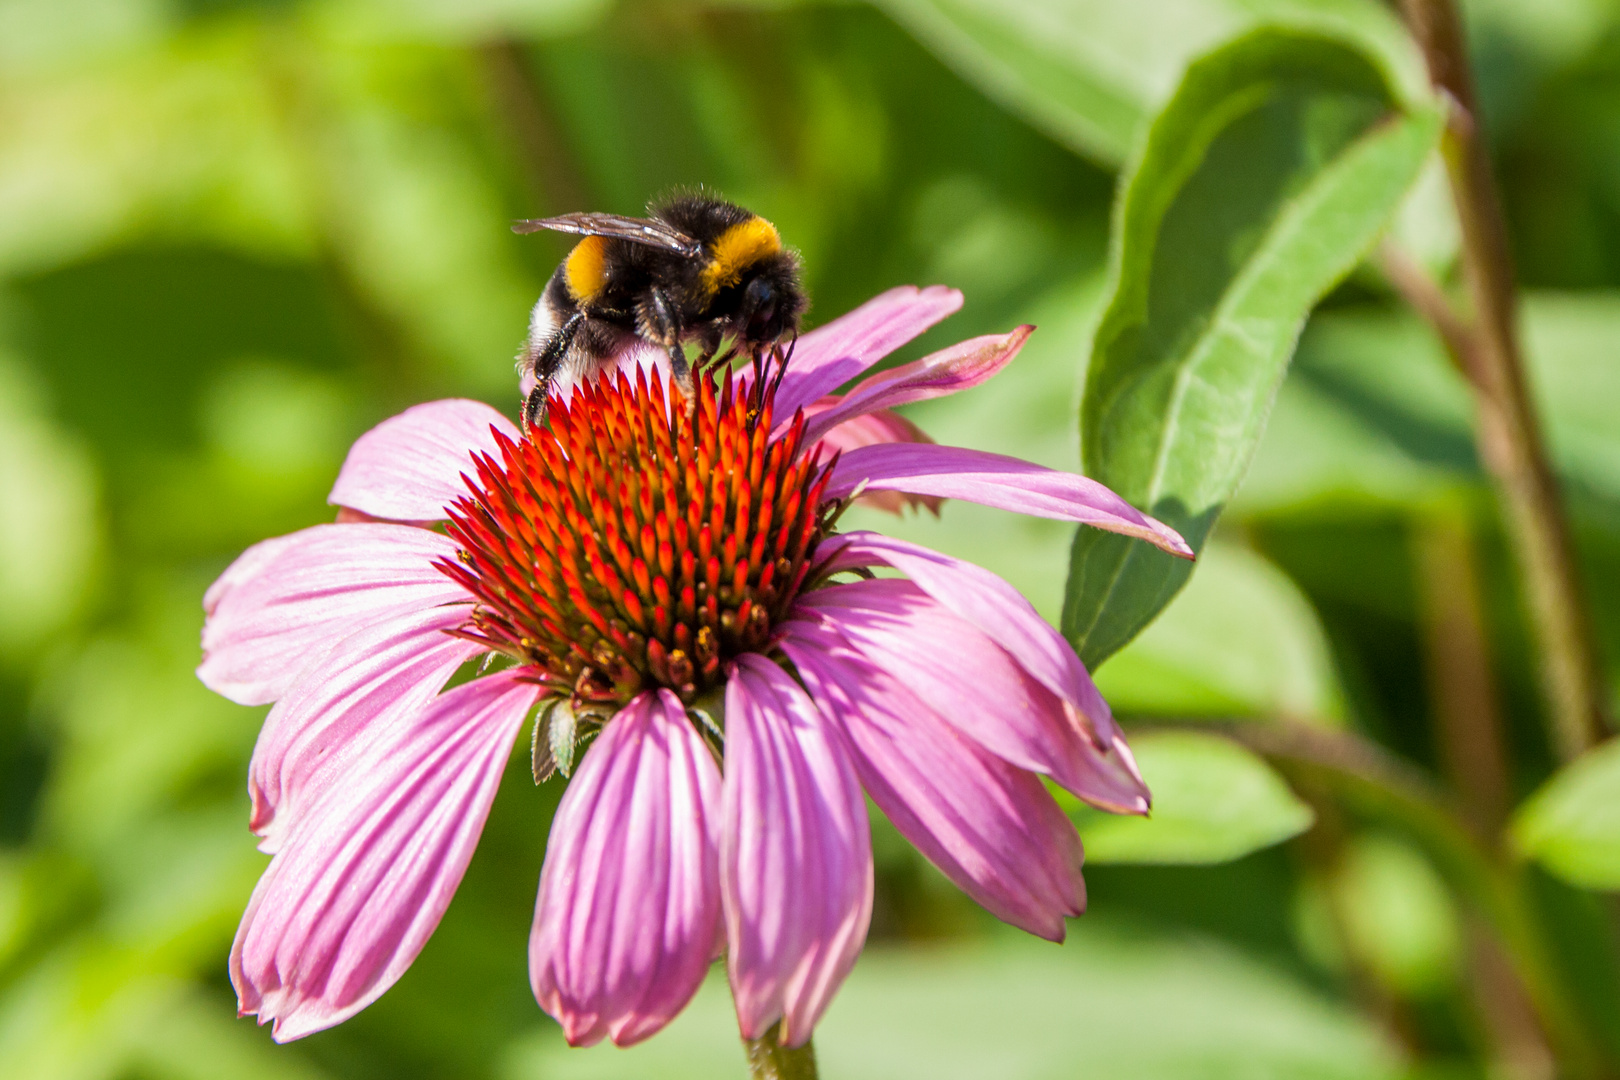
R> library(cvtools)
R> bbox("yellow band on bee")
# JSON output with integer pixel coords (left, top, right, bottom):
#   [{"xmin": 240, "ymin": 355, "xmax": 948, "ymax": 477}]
[
  {"xmin": 700, "ymin": 217, "xmax": 782, "ymax": 296},
  {"xmin": 564, "ymin": 236, "xmax": 609, "ymax": 302}
]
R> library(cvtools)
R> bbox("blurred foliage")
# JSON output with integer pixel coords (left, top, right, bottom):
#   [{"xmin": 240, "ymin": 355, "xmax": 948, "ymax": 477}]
[
  {"xmin": 1059, "ymin": 730, "xmax": 1316, "ymax": 866},
  {"xmin": 6, "ymin": 0, "xmax": 1620, "ymax": 1077}
]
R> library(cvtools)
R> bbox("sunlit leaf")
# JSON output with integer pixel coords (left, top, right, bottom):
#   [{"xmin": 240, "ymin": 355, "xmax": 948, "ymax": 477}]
[
  {"xmin": 1095, "ymin": 543, "xmax": 1344, "ymax": 722},
  {"xmin": 1063, "ymin": 29, "xmax": 1442, "ymax": 668},
  {"xmin": 875, "ymin": 0, "xmax": 1423, "ymax": 166},
  {"xmin": 1511, "ymin": 737, "xmax": 1620, "ymax": 890},
  {"xmin": 1061, "ymin": 730, "xmax": 1314, "ymax": 865}
]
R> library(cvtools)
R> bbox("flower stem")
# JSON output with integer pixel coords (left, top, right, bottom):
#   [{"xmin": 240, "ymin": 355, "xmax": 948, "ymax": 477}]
[
  {"xmin": 1411, "ymin": 508, "xmax": 1511, "ymax": 834},
  {"xmin": 1396, "ymin": 0, "xmax": 1610, "ymax": 760},
  {"xmin": 744, "ymin": 1024, "xmax": 819, "ymax": 1080}
]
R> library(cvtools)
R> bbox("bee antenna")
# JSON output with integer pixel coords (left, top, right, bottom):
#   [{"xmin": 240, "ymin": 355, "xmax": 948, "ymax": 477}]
[{"xmin": 768, "ymin": 333, "xmax": 795, "ymax": 398}]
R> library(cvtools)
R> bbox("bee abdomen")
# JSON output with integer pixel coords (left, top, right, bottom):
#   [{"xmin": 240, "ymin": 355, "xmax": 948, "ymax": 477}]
[{"xmin": 564, "ymin": 236, "xmax": 611, "ymax": 302}]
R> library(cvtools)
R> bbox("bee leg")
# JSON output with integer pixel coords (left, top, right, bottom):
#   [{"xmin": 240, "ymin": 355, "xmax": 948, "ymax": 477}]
[
  {"xmin": 524, "ymin": 312, "xmax": 585, "ymax": 429},
  {"xmin": 647, "ymin": 288, "xmax": 694, "ymax": 409},
  {"xmin": 523, "ymin": 383, "xmax": 549, "ymax": 430}
]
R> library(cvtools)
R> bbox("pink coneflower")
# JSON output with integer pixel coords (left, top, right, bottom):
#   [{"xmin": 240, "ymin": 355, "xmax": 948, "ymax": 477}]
[{"xmin": 198, "ymin": 286, "xmax": 1191, "ymax": 1049}]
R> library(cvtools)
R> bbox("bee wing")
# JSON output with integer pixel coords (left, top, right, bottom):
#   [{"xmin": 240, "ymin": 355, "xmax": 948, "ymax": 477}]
[{"xmin": 513, "ymin": 213, "xmax": 703, "ymax": 257}]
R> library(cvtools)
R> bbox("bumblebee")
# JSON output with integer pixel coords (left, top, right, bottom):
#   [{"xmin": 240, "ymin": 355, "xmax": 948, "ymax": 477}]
[{"xmin": 514, "ymin": 193, "xmax": 806, "ymax": 426}]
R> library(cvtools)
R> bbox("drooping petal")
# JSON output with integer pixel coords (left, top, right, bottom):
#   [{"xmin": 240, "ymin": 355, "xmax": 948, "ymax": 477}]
[
  {"xmin": 248, "ymin": 604, "xmax": 483, "ymax": 851},
  {"xmin": 723, "ymin": 654, "xmax": 872, "ymax": 1047},
  {"xmin": 231, "ymin": 668, "xmax": 537, "ymax": 1042},
  {"xmin": 329, "ymin": 399, "xmax": 520, "ymax": 522},
  {"xmin": 796, "ymin": 580, "xmax": 1150, "ymax": 814},
  {"xmin": 824, "ymin": 443, "xmax": 1194, "ymax": 559},
  {"xmin": 198, "ymin": 523, "xmax": 471, "ymax": 706},
  {"xmin": 783, "ymin": 619, "xmax": 1084, "ymax": 941},
  {"xmin": 530, "ymin": 690, "xmax": 723, "ymax": 1048},
  {"xmin": 810, "ymin": 410, "xmax": 940, "ymax": 515},
  {"xmin": 773, "ymin": 285, "xmax": 963, "ymax": 415},
  {"xmin": 799, "ymin": 327, "xmax": 1032, "ymax": 444},
  {"xmin": 814, "ymin": 531, "xmax": 1120, "ymax": 746}
]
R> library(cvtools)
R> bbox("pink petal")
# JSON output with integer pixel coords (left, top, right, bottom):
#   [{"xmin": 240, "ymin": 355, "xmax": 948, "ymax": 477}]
[
  {"xmin": 783, "ymin": 620, "xmax": 1084, "ymax": 941},
  {"xmin": 825, "ymin": 443, "xmax": 1193, "ymax": 558},
  {"xmin": 231, "ymin": 668, "xmax": 537, "ymax": 1042},
  {"xmin": 810, "ymin": 406, "xmax": 933, "ymax": 454},
  {"xmin": 815, "ymin": 531, "xmax": 1121, "ymax": 747},
  {"xmin": 203, "ymin": 532, "xmax": 301, "ymax": 617},
  {"xmin": 329, "ymin": 399, "xmax": 520, "ymax": 523},
  {"xmin": 773, "ymin": 285, "xmax": 963, "ymax": 415},
  {"xmin": 796, "ymin": 580, "xmax": 1150, "ymax": 815},
  {"xmin": 198, "ymin": 523, "xmax": 471, "ymax": 706},
  {"xmin": 810, "ymin": 410, "xmax": 940, "ymax": 516},
  {"xmin": 723, "ymin": 654, "xmax": 872, "ymax": 1047},
  {"xmin": 530, "ymin": 690, "xmax": 723, "ymax": 1048},
  {"xmin": 799, "ymin": 327, "xmax": 1032, "ymax": 445},
  {"xmin": 248, "ymin": 604, "xmax": 483, "ymax": 852}
]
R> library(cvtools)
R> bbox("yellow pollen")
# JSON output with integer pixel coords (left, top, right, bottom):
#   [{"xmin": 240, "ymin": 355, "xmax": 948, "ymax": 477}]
[
  {"xmin": 564, "ymin": 236, "xmax": 609, "ymax": 302},
  {"xmin": 700, "ymin": 217, "xmax": 781, "ymax": 296}
]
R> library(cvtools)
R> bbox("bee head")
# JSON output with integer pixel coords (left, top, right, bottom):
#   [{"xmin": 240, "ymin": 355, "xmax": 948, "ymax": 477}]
[{"xmin": 737, "ymin": 254, "xmax": 806, "ymax": 347}]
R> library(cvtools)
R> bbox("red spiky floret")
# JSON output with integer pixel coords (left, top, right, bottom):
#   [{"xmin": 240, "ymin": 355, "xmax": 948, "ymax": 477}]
[{"xmin": 437, "ymin": 362, "xmax": 833, "ymax": 706}]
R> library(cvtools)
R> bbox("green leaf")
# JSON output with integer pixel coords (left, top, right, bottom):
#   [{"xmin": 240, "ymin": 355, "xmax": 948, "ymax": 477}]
[
  {"xmin": 1064, "ymin": 29, "xmax": 1442, "ymax": 668},
  {"xmin": 514, "ymin": 921, "xmax": 1398, "ymax": 1080},
  {"xmin": 874, "ymin": 0, "xmax": 1424, "ymax": 166},
  {"xmin": 1061, "ymin": 730, "xmax": 1314, "ymax": 864},
  {"xmin": 1521, "ymin": 294, "xmax": 1620, "ymax": 505},
  {"xmin": 1093, "ymin": 542, "xmax": 1344, "ymax": 722},
  {"xmin": 1511, "ymin": 737, "xmax": 1620, "ymax": 890},
  {"xmin": 1244, "ymin": 294, "xmax": 1620, "ymax": 515},
  {"xmin": 1230, "ymin": 376, "xmax": 1468, "ymax": 517},
  {"xmin": 1331, "ymin": 834, "xmax": 1461, "ymax": 996}
]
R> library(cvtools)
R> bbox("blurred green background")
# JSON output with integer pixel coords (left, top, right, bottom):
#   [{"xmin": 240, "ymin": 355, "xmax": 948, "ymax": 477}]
[{"xmin": 5, "ymin": 0, "xmax": 1620, "ymax": 1077}]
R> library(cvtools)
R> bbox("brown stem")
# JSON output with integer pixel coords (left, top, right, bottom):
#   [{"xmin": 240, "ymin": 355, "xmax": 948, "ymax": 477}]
[
  {"xmin": 1465, "ymin": 919, "xmax": 1559, "ymax": 1080},
  {"xmin": 1397, "ymin": 0, "xmax": 1610, "ymax": 760},
  {"xmin": 1377, "ymin": 241, "xmax": 1473, "ymax": 378},
  {"xmin": 1411, "ymin": 510, "xmax": 1511, "ymax": 834},
  {"xmin": 745, "ymin": 1024, "xmax": 819, "ymax": 1080},
  {"xmin": 1408, "ymin": 513, "xmax": 1555, "ymax": 1075}
]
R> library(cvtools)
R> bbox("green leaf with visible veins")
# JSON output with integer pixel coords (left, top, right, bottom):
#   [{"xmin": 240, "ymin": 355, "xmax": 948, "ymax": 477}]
[{"xmin": 1064, "ymin": 28, "xmax": 1442, "ymax": 668}]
